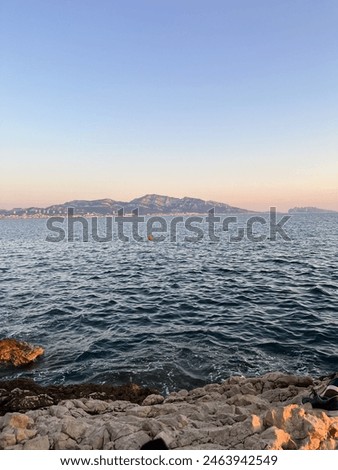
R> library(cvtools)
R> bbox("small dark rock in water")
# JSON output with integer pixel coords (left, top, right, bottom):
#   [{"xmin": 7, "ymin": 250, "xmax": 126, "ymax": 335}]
[
  {"xmin": 0, "ymin": 378, "xmax": 160, "ymax": 415},
  {"xmin": 0, "ymin": 338, "xmax": 44, "ymax": 366}
]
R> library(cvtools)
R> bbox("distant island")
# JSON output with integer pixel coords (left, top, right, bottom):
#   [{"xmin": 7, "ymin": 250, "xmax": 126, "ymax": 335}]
[
  {"xmin": 0, "ymin": 194, "xmax": 253, "ymax": 218},
  {"xmin": 2, "ymin": 197, "xmax": 337, "ymax": 219},
  {"xmin": 288, "ymin": 206, "xmax": 338, "ymax": 214}
]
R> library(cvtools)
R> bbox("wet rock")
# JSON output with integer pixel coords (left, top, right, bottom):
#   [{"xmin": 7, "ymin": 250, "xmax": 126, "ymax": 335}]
[
  {"xmin": 0, "ymin": 338, "xmax": 44, "ymax": 366},
  {"xmin": 6, "ymin": 394, "xmax": 55, "ymax": 412},
  {"xmin": 0, "ymin": 378, "xmax": 158, "ymax": 415}
]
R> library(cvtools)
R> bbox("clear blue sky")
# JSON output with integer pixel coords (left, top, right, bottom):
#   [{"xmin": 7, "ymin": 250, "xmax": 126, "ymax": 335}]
[{"xmin": 1, "ymin": 0, "xmax": 337, "ymax": 210}]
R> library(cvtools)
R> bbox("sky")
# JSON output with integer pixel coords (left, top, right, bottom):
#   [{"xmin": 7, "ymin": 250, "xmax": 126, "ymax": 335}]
[{"xmin": 1, "ymin": 0, "xmax": 337, "ymax": 211}]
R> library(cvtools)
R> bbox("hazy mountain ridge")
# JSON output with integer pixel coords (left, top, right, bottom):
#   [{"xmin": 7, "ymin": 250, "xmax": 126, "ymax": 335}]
[
  {"xmin": 0, "ymin": 194, "xmax": 252, "ymax": 217},
  {"xmin": 288, "ymin": 206, "xmax": 338, "ymax": 214}
]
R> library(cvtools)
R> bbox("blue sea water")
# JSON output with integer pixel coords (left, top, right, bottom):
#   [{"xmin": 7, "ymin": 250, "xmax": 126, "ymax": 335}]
[{"xmin": 0, "ymin": 213, "xmax": 337, "ymax": 393}]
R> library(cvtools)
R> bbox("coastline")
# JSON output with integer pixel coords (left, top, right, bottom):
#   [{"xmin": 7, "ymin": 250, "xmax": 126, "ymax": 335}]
[
  {"xmin": 1, "ymin": 372, "xmax": 337, "ymax": 450},
  {"xmin": 0, "ymin": 211, "xmax": 259, "ymax": 220}
]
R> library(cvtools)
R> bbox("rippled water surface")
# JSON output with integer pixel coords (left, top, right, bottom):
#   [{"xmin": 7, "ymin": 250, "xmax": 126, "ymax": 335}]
[{"xmin": 0, "ymin": 214, "xmax": 337, "ymax": 393}]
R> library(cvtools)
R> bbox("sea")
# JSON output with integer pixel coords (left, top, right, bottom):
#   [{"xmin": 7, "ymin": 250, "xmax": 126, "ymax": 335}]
[{"xmin": 0, "ymin": 213, "xmax": 337, "ymax": 394}]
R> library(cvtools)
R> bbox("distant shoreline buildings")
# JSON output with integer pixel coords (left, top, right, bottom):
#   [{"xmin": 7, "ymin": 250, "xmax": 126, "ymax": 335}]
[{"xmin": 0, "ymin": 195, "xmax": 337, "ymax": 219}]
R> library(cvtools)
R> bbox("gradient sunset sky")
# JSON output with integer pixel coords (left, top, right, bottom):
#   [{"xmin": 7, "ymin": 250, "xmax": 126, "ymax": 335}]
[{"xmin": 1, "ymin": 0, "xmax": 337, "ymax": 211}]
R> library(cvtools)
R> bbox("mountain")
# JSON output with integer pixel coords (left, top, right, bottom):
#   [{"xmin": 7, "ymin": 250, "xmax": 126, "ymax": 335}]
[
  {"xmin": 125, "ymin": 194, "xmax": 248, "ymax": 214},
  {"xmin": 0, "ymin": 194, "xmax": 252, "ymax": 217},
  {"xmin": 288, "ymin": 207, "xmax": 338, "ymax": 214}
]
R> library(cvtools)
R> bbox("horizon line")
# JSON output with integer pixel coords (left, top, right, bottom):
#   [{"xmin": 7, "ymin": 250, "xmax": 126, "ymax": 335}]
[{"xmin": 1, "ymin": 193, "xmax": 337, "ymax": 214}]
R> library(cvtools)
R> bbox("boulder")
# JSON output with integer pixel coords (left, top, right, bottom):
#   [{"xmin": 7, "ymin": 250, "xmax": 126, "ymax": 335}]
[{"xmin": 0, "ymin": 339, "xmax": 44, "ymax": 366}]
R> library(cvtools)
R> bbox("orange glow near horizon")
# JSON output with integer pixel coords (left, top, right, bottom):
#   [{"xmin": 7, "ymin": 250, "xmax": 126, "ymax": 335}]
[
  {"xmin": 1, "ymin": 182, "xmax": 337, "ymax": 213},
  {"xmin": 1, "ymin": 153, "xmax": 337, "ymax": 212}
]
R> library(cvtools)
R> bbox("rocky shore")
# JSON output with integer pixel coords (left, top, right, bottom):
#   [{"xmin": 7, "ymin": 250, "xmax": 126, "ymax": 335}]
[{"xmin": 0, "ymin": 372, "xmax": 337, "ymax": 450}]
